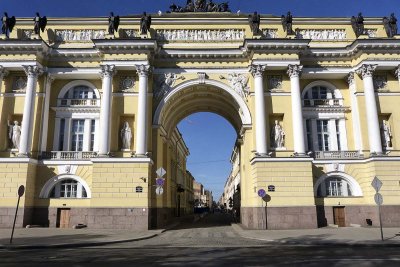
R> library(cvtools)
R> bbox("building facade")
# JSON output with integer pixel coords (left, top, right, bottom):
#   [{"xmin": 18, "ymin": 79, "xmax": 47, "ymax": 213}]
[{"xmin": 1, "ymin": 6, "xmax": 400, "ymax": 229}]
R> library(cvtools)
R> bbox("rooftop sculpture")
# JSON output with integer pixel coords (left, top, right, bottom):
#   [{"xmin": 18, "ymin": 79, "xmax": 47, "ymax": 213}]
[{"xmin": 168, "ymin": 0, "xmax": 230, "ymax": 13}]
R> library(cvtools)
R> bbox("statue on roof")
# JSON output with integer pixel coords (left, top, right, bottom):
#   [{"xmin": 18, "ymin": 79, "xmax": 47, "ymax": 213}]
[
  {"xmin": 108, "ymin": 12, "xmax": 120, "ymax": 35},
  {"xmin": 351, "ymin": 12, "xmax": 364, "ymax": 37},
  {"xmin": 168, "ymin": 0, "xmax": 230, "ymax": 13},
  {"xmin": 1, "ymin": 12, "xmax": 16, "ymax": 38},
  {"xmin": 140, "ymin": 12, "xmax": 151, "ymax": 34},
  {"xmin": 249, "ymin": 12, "xmax": 261, "ymax": 34},
  {"xmin": 33, "ymin": 12, "xmax": 47, "ymax": 35},
  {"xmin": 383, "ymin": 13, "xmax": 397, "ymax": 38},
  {"xmin": 281, "ymin": 11, "xmax": 294, "ymax": 35}
]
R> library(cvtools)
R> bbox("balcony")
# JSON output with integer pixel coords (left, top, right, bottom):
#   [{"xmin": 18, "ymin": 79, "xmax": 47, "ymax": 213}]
[
  {"xmin": 41, "ymin": 151, "xmax": 98, "ymax": 160},
  {"xmin": 314, "ymin": 151, "xmax": 362, "ymax": 160},
  {"xmin": 303, "ymin": 98, "xmax": 343, "ymax": 107},
  {"xmin": 57, "ymin": 98, "xmax": 100, "ymax": 107}
]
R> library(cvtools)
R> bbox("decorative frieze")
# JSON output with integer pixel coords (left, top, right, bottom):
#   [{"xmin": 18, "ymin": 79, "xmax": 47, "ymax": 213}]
[
  {"xmin": 55, "ymin": 29, "xmax": 106, "ymax": 42},
  {"xmin": 295, "ymin": 29, "xmax": 346, "ymax": 40},
  {"xmin": 21, "ymin": 29, "xmax": 34, "ymax": 40},
  {"xmin": 122, "ymin": 29, "xmax": 139, "ymax": 38},
  {"xmin": 119, "ymin": 76, "xmax": 135, "ymax": 92},
  {"xmin": 364, "ymin": 29, "xmax": 378, "ymax": 38},
  {"xmin": 267, "ymin": 75, "xmax": 282, "ymax": 91},
  {"xmin": 262, "ymin": 29, "xmax": 278, "ymax": 38},
  {"xmin": 156, "ymin": 29, "xmax": 244, "ymax": 41},
  {"xmin": 12, "ymin": 76, "xmax": 27, "ymax": 92},
  {"xmin": 373, "ymin": 75, "xmax": 387, "ymax": 91}
]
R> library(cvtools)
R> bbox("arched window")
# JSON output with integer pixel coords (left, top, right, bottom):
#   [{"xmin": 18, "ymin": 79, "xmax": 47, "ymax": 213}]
[
  {"xmin": 40, "ymin": 175, "xmax": 91, "ymax": 199},
  {"xmin": 50, "ymin": 179, "xmax": 88, "ymax": 198},
  {"xmin": 302, "ymin": 81, "xmax": 348, "ymax": 154},
  {"xmin": 52, "ymin": 81, "xmax": 100, "ymax": 157},
  {"xmin": 315, "ymin": 173, "xmax": 362, "ymax": 197}
]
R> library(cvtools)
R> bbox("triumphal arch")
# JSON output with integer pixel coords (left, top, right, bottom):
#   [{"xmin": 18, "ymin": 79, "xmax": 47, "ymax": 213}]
[{"xmin": 1, "ymin": 2, "xmax": 400, "ymax": 229}]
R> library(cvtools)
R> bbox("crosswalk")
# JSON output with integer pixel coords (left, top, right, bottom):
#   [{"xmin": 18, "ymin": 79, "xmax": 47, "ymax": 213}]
[{"xmin": 162, "ymin": 228, "xmax": 240, "ymax": 239}]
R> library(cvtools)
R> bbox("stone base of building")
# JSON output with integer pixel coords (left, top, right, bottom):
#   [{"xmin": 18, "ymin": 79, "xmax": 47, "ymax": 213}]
[
  {"xmin": 241, "ymin": 206, "xmax": 318, "ymax": 229},
  {"xmin": 317, "ymin": 205, "xmax": 400, "ymax": 227},
  {"xmin": 0, "ymin": 207, "xmax": 149, "ymax": 230}
]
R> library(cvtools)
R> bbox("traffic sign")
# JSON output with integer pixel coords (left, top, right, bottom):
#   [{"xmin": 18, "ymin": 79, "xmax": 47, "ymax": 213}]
[
  {"xmin": 257, "ymin": 189, "xmax": 266, "ymax": 198},
  {"xmin": 156, "ymin": 167, "xmax": 166, "ymax": 178},
  {"xmin": 155, "ymin": 186, "xmax": 164, "ymax": 195},
  {"xmin": 156, "ymin": 178, "xmax": 165, "ymax": 186},
  {"xmin": 371, "ymin": 176, "xmax": 383, "ymax": 192},
  {"xmin": 374, "ymin": 193, "xmax": 383, "ymax": 205},
  {"xmin": 262, "ymin": 194, "xmax": 271, "ymax": 203}
]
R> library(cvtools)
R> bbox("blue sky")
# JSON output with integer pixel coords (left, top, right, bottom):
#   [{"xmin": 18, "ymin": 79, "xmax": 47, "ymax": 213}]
[{"xmin": 3, "ymin": 0, "xmax": 397, "ymax": 200}]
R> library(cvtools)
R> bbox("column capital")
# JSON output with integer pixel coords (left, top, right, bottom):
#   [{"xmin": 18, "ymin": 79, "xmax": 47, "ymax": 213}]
[
  {"xmin": 135, "ymin": 64, "xmax": 151, "ymax": 77},
  {"xmin": 22, "ymin": 65, "xmax": 43, "ymax": 78},
  {"xmin": 0, "ymin": 66, "xmax": 9, "ymax": 79},
  {"xmin": 393, "ymin": 65, "xmax": 400, "ymax": 80},
  {"xmin": 287, "ymin": 64, "xmax": 303, "ymax": 78},
  {"xmin": 250, "ymin": 64, "xmax": 266, "ymax": 78},
  {"xmin": 356, "ymin": 64, "xmax": 376, "ymax": 79},
  {"xmin": 346, "ymin": 72, "xmax": 355, "ymax": 86},
  {"xmin": 100, "ymin": 64, "xmax": 117, "ymax": 79}
]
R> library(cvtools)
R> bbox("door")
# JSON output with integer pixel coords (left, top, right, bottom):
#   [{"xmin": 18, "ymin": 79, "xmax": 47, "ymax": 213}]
[
  {"xmin": 333, "ymin": 207, "xmax": 345, "ymax": 227},
  {"xmin": 57, "ymin": 208, "xmax": 70, "ymax": 228}
]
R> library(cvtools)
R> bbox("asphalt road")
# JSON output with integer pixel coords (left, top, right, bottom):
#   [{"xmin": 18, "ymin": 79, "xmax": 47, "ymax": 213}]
[{"xmin": 1, "ymin": 213, "xmax": 400, "ymax": 266}]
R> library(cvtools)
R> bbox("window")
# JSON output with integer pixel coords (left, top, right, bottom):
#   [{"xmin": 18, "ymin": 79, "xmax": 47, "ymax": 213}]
[
  {"xmin": 49, "ymin": 179, "xmax": 88, "ymax": 198},
  {"xmin": 71, "ymin": 120, "xmax": 85, "ymax": 151},
  {"xmin": 317, "ymin": 120, "xmax": 330, "ymax": 151},
  {"xmin": 317, "ymin": 176, "xmax": 352, "ymax": 197}
]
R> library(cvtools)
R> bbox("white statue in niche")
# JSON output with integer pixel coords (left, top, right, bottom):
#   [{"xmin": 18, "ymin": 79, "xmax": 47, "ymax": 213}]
[
  {"xmin": 271, "ymin": 120, "xmax": 285, "ymax": 149},
  {"xmin": 381, "ymin": 120, "xmax": 392, "ymax": 148},
  {"xmin": 7, "ymin": 120, "xmax": 21, "ymax": 150},
  {"xmin": 120, "ymin": 122, "xmax": 132, "ymax": 150}
]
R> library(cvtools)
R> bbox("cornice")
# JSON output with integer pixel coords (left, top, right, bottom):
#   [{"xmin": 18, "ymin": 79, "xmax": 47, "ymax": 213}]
[
  {"xmin": 0, "ymin": 39, "xmax": 49, "ymax": 55},
  {"xmin": 243, "ymin": 38, "xmax": 310, "ymax": 51},
  {"xmin": 51, "ymin": 106, "xmax": 101, "ymax": 113},
  {"xmin": 93, "ymin": 39, "xmax": 158, "ymax": 54}
]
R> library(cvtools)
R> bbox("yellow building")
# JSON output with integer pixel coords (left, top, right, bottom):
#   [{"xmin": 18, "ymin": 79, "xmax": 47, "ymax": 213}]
[{"xmin": 1, "ymin": 6, "xmax": 400, "ymax": 229}]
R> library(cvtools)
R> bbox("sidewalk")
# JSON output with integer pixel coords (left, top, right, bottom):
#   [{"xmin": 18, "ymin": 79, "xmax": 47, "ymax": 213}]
[
  {"xmin": 0, "ymin": 227, "xmax": 165, "ymax": 249},
  {"xmin": 232, "ymin": 224, "xmax": 400, "ymax": 246}
]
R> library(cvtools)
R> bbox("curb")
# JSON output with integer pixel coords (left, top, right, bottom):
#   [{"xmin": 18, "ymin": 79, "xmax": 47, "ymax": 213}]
[
  {"xmin": 0, "ymin": 221, "xmax": 182, "ymax": 250},
  {"xmin": 231, "ymin": 224, "xmax": 400, "ymax": 247}
]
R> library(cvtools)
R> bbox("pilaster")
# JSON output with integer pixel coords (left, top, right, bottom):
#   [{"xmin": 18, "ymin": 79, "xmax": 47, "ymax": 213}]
[{"xmin": 135, "ymin": 64, "xmax": 151, "ymax": 156}]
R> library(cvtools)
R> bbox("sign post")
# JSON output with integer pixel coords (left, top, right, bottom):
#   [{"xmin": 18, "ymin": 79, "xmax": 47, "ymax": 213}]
[
  {"xmin": 10, "ymin": 185, "xmax": 25, "ymax": 244},
  {"xmin": 257, "ymin": 189, "xmax": 271, "ymax": 230},
  {"xmin": 371, "ymin": 176, "xmax": 384, "ymax": 241},
  {"xmin": 155, "ymin": 167, "xmax": 166, "ymax": 196}
]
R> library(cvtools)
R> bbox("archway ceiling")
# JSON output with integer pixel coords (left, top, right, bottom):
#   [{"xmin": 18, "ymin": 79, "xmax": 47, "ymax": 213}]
[{"xmin": 157, "ymin": 85, "xmax": 243, "ymax": 137}]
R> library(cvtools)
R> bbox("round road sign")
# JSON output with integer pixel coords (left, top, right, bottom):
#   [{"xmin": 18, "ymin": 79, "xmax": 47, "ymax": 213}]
[
  {"xmin": 156, "ymin": 186, "xmax": 164, "ymax": 195},
  {"xmin": 17, "ymin": 185, "xmax": 25, "ymax": 197},
  {"xmin": 262, "ymin": 194, "xmax": 271, "ymax": 203},
  {"xmin": 156, "ymin": 178, "xmax": 165, "ymax": 186},
  {"xmin": 257, "ymin": 189, "xmax": 266, "ymax": 198}
]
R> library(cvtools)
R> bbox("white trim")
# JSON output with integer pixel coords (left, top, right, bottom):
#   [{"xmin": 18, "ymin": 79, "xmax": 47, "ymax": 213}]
[
  {"xmin": 0, "ymin": 158, "xmax": 38, "ymax": 164},
  {"xmin": 39, "ymin": 160, "xmax": 93, "ymax": 165},
  {"xmin": 302, "ymin": 80, "xmax": 343, "ymax": 99},
  {"xmin": 250, "ymin": 157, "xmax": 313, "ymax": 164},
  {"xmin": 57, "ymin": 80, "xmax": 100, "ymax": 99},
  {"xmin": 153, "ymin": 78, "xmax": 252, "ymax": 126},
  {"xmin": 39, "ymin": 174, "xmax": 92, "ymax": 198},
  {"xmin": 313, "ymin": 156, "xmax": 400, "ymax": 164},
  {"xmin": 314, "ymin": 172, "xmax": 363, "ymax": 197},
  {"xmin": 91, "ymin": 157, "xmax": 154, "ymax": 164}
]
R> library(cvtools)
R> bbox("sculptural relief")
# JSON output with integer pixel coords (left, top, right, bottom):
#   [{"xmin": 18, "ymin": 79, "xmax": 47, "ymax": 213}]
[
  {"xmin": 168, "ymin": 0, "xmax": 229, "ymax": 13},
  {"xmin": 55, "ymin": 29, "xmax": 106, "ymax": 42},
  {"xmin": 381, "ymin": 120, "xmax": 392, "ymax": 148},
  {"xmin": 13, "ymin": 76, "xmax": 27, "ymax": 92},
  {"xmin": 154, "ymin": 73, "xmax": 185, "ymax": 101},
  {"xmin": 295, "ymin": 29, "xmax": 346, "ymax": 40},
  {"xmin": 262, "ymin": 29, "xmax": 278, "ymax": 38},
  {"xmin": 271, "ymin": 120, "xmax": 285, "ymax": 149},
  {"xmin": 120, "ymin": 122, "xmax": 132, "ymax": 150},
  {"xmin": 7, "ymin": 120, "xmax": 21, "ymax": 150},
  {"xmin": 220, "ymin": 73, "xmax": 249, "ymax": 99},
  {"xmin": 268, "ymin": 75, "xmax": 282, "ymax": 90},
  {"xmin": 373, "ymin": 75, "xmax": 387, "ymax": 91},
  {"xmin": 119, "ymin": 76, "xmax": 135, "ymax": 92},
  {"xmin": 156, "ymin": 29, "xmax": 244, "ymax": 41}
]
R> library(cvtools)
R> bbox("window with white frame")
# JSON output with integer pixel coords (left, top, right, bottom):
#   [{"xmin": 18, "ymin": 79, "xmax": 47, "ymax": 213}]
[
  {"xmin": 317, "ymin": 176, "xmax": 352, "ymax": 197},
  {"xmin": 53, "ymin": 83, "xmax": 100, "ymax": 153},
  {"xmin": 302, "ymin": 82, "xmax": 348, "ymax": 152},
  {"xmin": 49, "ymin": 179, "xmax": 88, "ymax": 198}
]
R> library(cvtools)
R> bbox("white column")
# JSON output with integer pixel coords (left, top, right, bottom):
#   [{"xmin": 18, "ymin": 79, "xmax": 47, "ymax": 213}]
[
  {"xmin": 287, "ymin": 64, "xmax": 306, "ymax": 155},
  {"xmin": 347, "ymin": 72, "xmax": 363, "ymax": 152},
  {"xmin": 98, "ymin": 65, "xmax": 116, "ymax": 156},
  {"xmin": 356, "ymin": 64, "xmax": 383, "ymax": 155},
  {"xmin": 19, "ymin": 65, "xmax": 42, "ymax": 156},
  {"xmin": 135, "ymin": 64, "xmax": 150, "ymax": 156},
  {"xmin": 250, "ymin": 64, "xmax": 267, "ymax": 155},
  {"xmin": 40, "ymin": 74, "xmax": 55, "ymax": 152}
]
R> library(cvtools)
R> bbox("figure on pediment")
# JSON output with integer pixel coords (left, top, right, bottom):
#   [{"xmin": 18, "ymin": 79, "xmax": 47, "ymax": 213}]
[
  {"xmin": 194, "ymin": 0, "xmax": 206, "ymax": 11},
  {"xmin": 384, "ymin": 13, "xmax": 397, "ymax": 38},
  {"xmin": 140, "ymin": 12, "xmax": 151, "ymax": 34},
  {"xmin": 281, "ymin": 12, "xmax": 293, "ymax": 35},
  {"xmin": 185, "ymin": 0, "xmax": 195, "ymax": 12},
  {"xmin": 351, "ymin": 13, "xmax": 364, "ymax": 37},
  {"xmin": 7, "ymin": 120, "xmax": 21, "ymax": 150},
  {"xmin": 1, "ymin": 12, "xmax": 16, "ymax": 38},
  {"xmin": 108, "ymin": 12, "xmax": 120, "ymax": 35},
  {"xmin": 249, "ymin": 12, "xmax": 261, "ymax": 34},
  {"xmin": 33, "ymin": 12, "xmax": 47, "ymax": 35}
]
